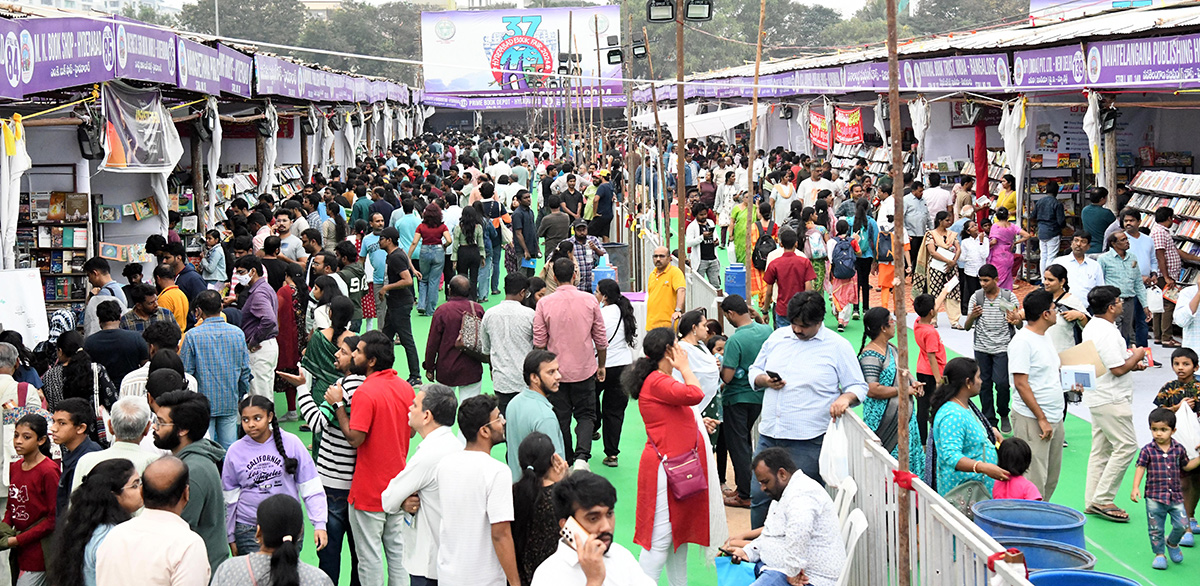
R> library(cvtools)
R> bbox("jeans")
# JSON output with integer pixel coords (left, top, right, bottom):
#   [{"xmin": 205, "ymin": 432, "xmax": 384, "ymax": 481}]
[
  {"xmin": 725, "ymin": 402, "xmax": 762, "ymax": 500},
  {"xmin": 318, "ymin": 488, "xmax": 361, "ymax": 586},
  {"xmin": 1147, "ymin": 498, "xmax": 1189, "ymax": 555},
  {"xmin": 478, "ymin": 248, "xmax": 492, "ymax": 299},
  {"xmin": 208, "ymin": 413, "xmax": 240, "ymax": 450},
  {"xmin": 1039, "ymin": 236, "xmax": 1060, "ymax": 276},
  {"xmin": 549, "ymin": 377, "xmax": 597, "ymax": 462},
  {"xmin": 750, "ymin": 563, "xmax": 792, "ymax": 586},
  {"xmin": 418, "ymin": 245, "xmax": 445, "ymax": 315},
  {"xmin": 235, "ymin": 522, "xmax": 260, "ymax": 555},
  {"xmin": 350, "ymin": 507, "xmax": 407, "ymax": 586},
  {"xmin": 773, "ymin": 312, "xmax": 789, "ymax": 329},
  {"xmin": 594, "ymin": 365, "xmax": 629, "ymax": 457},
  {"xmin": 698, "ymin": 258, "xmax": 722, "ymax": 291},
  {"xmin": 974, "ymin": 350, "xmax": 1010, "ymax": 427},
  {"xmin": 751, "ymin": 434, "xmax": 824, "ymax": 528},
  {"xmin": 487, "ymin": 245, "xmax": 502, "ymax": 293},
  {"xmin": 383, "ymin": 301, "xmax": 420, "ymax": 379}
]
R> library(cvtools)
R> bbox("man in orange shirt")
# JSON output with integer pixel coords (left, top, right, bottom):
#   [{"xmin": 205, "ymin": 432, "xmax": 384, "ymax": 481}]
[
  {"xmin": 153, "ymin": 263, "xmax": 189, "ymax": 333},
  {"xmin": 645, "ymin": 246, "xmax": 687, "ymax": 331}
]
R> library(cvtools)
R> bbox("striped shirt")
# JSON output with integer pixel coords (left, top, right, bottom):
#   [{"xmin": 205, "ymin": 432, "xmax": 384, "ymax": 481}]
[
  {"xmin": 297, "ymin": 374, "xmax": 364, "ymax": 490},
  {"xmin": 967, "ymin": 289, "xmax": 1019, "ymax": 354},
  {"xmin": 181, "ymin": 316, "xmax": 253, "ymax": 416}
]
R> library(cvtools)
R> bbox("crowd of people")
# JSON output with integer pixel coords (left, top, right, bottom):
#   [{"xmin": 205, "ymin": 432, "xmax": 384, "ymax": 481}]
[{"xmin": 0, "ymin": 127, "xmax": 1198, "ymax": 586}]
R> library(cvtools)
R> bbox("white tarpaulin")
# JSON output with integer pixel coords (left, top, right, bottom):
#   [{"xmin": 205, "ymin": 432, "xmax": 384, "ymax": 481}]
[
  {"xmin": 1083, "ymin": 90, "xmax": 1105, "ymax": 189},
  {"xmin": 662, "ymin": 105, "xmax": 755, "ymax": 139},
  {"xmin": 99, "ymin": 82, "xmax": 182, "ymax": 235},
  {"xmin": 205, "ymin": 97, "xmax": 222, "ymax": 224},
  {"xmin": 382, "ymin": 104, "xmax": 394, "ymax": 150},
  {"xmin": 998, "ymin": 97, "xmax": 1030, "ymax": 211},
  {"xmin": 908, "ymin": 96, "xmax": 931, "ymax": 163},
  {"xmin": 259, "ymin": 101, "xmax": 279, "ymax": 195},
  {"xmin": 875, "ymin": 96, "xmax": 889, "ymax": 146},
  {"xmin": 318, "ymin": 107, "xmax": 333, "ymax": 178},
  {"xmin": 631, "ymin": 104, "xmax": 700, "ymax": 129},
  {"xmin": 0, "ymin": 118, "xmax": 31, "ymax": 270}
]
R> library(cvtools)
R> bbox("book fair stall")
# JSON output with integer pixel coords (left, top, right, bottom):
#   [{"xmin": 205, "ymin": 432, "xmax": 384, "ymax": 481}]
[{"xmin": 0, "ymin": 7, "xmax": 417, "ymax": 340}]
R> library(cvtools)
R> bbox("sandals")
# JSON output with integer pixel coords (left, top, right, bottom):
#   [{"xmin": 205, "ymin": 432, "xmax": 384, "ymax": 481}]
[
  {"xmin": 1162, "ymin": 340, "xmax": 1182, "ymax": 348},
  {"xmin": 1086, "ymin": 503, "xmax": 1131, "ymax": 523}
]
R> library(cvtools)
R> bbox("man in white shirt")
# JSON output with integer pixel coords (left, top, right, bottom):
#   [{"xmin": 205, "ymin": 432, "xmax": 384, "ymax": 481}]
[
  {"xmin": 1081, "ymin": 285, "xmax": 1146, "ymax": 523},
  {"xmin": 97, "ymin": 456, "xmax": 211, "ymax": 586},
  {"xmin": 1053, "ymin": 233, "xmax": 1105, "ymax": 304},
  {"xmin": 1008, "ymin": 290, "xmax": 1067, "ymax": 500},
  {"xmin": 922, "ymin": 173, "xmax": 954, "ymax": 222},
  {"xmin": 381, "ymin": 385, "xmax": 464, "ymax": 586},
  {"xmin": 726, "ymin": 448, "xmax": 846, "ymax": 586},
  {"xmin": 531, "ymin": 472, "xmax": 653, "ymax": 586},
  {"xmin": 435, "ymin": 394, "xmax": 521, "ymax": 586},
  {"xmin": 71, "ymin": 396, "xmax": 162, "ymax": 494}
]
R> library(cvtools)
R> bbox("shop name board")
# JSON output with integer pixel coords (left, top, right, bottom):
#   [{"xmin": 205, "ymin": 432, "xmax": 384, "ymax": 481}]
[
  {"xmin": 219, "ymin": 45, "xmax": 253, "ymax": 98},
  {"xmin": 114, "ymin": 20, "xmax": 175, "ymax": 85},
  {"xmin": 18, "ymin": 17, "xmax": 116, "ymax": 96},
  {"xmin": 1013, "ymin": 45, "xmax": 1086, "ymax": 88},
  {"xmin": 842, "ymin": 62, "xmax": 887, "ymax": 89},
  {"xmin": 177, "ymin": 38, "xmax": 220, "ymax": 95},
  {"xmin": 423, "ymin": 92, "xmax": 627, "ymax": 109},
  {"xmin": 902, "ymin": 54, "xmax": 1010, "ymax": 89},
  {"xmin": 1086, "ymin": 33, "xmax": 1200, "ymax": 87},
  {"xmin": 255, "ymin": 55, "xmax": 300, "ymax": 98}
]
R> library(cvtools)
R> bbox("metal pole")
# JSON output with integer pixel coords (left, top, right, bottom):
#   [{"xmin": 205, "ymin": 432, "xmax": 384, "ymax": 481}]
[
  {"xmin": 594, "ymin": 14, "xmax": 604, "ymax": 166},
  {"xmin": 886, "ymin": 0, "xmax": 913, "ymax": 585},
  {"xmin": 674, "ymin": 11, "xmax": 686, "ymax": 271},
  {"xmin": 624, "ymin": 12, "xmax": 636, "ymax": 249},
  {"xmin": 746, "ymin": 0, "xmax": 765, "ymax": 270},
  {"xmin": 643, "ymin": 27, "xmax": 670, "ymax": 246},
  {"xmin": 214, "ymin": 0, "xmax": 220, "ymax": 37}
]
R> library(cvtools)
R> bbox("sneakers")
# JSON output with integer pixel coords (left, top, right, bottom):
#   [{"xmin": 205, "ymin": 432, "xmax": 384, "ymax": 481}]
[
  {"xmin": 572, "ymin": 459, "xmax": 591, "ymax": 472},
  {"xmin": 1000, "ymin": 415, "xmax": 1012, "ymax": 434},
  {"xmin": 837, "ymin": 324, "xmax": 846, "ymax": 333},
  {"xmin": 1191, "ymin": 517, "xmax": 1200, "ymax": 533},
  {"xmin": 593, "ymin": 431, "xmax": 601, "ymax": 441},
  {"xmin": 407, "ymin": 377, "xmax": 423, "ymax": 389},
  {"xmin": 852, "ymin": 310, "xmax": 861, "ymax": 320},
  {"xmin": 602, "ymin": 455, "xmax": 618, "ymax": 467},
  {"xmin": 1153, "ymin": 555, "xmax": 1168, "ymax": 570},
  {"xmin": 279, "ymin": 411, "xmax": 299, "ymax": 422},
  {"xmin": 1180, "ymin": 532, "xmax": 1195, "ymax": 547},
  {"xmin": 1168, "ymin": 545, "xmax": 1184, "ymax": 564}
]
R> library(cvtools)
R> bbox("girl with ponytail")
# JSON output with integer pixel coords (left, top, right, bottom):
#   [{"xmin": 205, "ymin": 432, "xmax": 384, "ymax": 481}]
[
  {"xmin": 211, "ymin": 494, "xmax": 332, "ymax": 585},
  {"xmin": 511, "ymin": 432, "xmax": 568, "ymax": 585},
  {"xmin": 41, "ymin": 329, "xmax": 117, "ymax": 445},
  {"xmin": 927, "ymin": 357, "xmax": 1009, "ymax": 496},
  {"xmin": 223, "ymin": 396, "xmax": 329, "ymax": 557}
]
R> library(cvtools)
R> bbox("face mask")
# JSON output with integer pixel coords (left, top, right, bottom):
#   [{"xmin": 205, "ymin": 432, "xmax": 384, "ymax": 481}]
[{"xmin": 233, "ymin": 273, "xmax": 250, "ymax": 287}]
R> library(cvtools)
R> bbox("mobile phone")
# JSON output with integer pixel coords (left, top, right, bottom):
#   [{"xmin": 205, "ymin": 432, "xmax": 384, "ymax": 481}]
[
  {"xmin": 718, "ymin": 547, "xmax": 741, "ymax": 564},
  {"xmin": 559, "ymin": 516, "xmax": 589, "ymax": 551},
  {"xmin": 767, "ymin": 370, "xmax": 782, "ymax": 382}
]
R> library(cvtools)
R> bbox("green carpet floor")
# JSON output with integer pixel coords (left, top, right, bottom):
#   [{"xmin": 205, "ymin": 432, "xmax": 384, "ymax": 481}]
[{"xmin": 265, "ymin": 242, "xmax": 1191, "ymax": 585}]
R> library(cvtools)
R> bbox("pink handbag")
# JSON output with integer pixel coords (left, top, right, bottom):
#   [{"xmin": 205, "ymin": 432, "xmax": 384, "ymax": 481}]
[{"xmin": 649, "ymin": 434, "xmax": 707, "ymax": 501}]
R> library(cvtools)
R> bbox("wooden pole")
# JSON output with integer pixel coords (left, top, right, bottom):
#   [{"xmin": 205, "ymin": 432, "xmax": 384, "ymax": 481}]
[
  {"xmin": 886, "ymin": 0, "xmax": 914, "ymax": 584},
  {"xmin": 191, "ymin": 133, "xmax": 205, "ymax": 223},
  {"xmin": 300, "ymin": 128, "xmax": 310, "ymax": 184},
  {"xmin": 643, "ymin": 26, "xmax": 670, "ymax": 246},
  {"xmin": 746, "ymin": 0, "xmax": 765, "ymax": 273},
  {"xmin": 674, "ymin": 9, "xmax": 685, "ymax": 271}
]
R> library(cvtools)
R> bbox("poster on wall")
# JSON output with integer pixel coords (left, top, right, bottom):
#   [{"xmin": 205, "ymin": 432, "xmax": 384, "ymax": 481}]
[
  {"xmin": 1024, "ymin": 101, "xmax": 1155, "ymax": 161},
  {"xmin": 420, "ymin": 6, "xmax": 622, "ymax": 96},
  {"xmin": 835, "ymin": 108, "xmax": 863, "ymax": 145},
  {"xmin": 100, "ymin": 81, "xmax": 179, "ymax": 172},
  {"xmin": 810, "ymin": 111, "xmax": 830, "ymax": 150}
]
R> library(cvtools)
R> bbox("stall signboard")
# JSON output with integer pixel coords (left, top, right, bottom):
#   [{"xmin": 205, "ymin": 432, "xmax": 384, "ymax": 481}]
[
  {"xmin": 100, "ymin": 82, "xmax": 178, "ymax": 173},
  {"xmin": 423, "ymin": 92, "xmax": 626, "ymax": 109},
  {"xmin": 420, "ymin": 6, "xmax": 622, "ymax": 96},
  {"xmin": 843, "ymin": 62, "xmax": 888, "ymax": 89},
  {"xmin": 1084, "ymin": 32, "xmax": 1200, "ymax": 88},
  {"xmin": 387, "ymin": 82, "xmax": 408, "ymax": 104},
  {"xmin": 901, "ymin": 54, "xmax": 1010, "ymax": 90},
  {"xmin": 793, "ymin": 67, "xmax": 844, "ymax": 94},
  {"xmin": 255, "ymin": 54, "xmax": 300, "ymax": 98},
  {"xmin": 113, "ymin": 17, "xmax": 176, "ymax": 85},
  {"xmin": 369, "ymin": 80, "xmax": 388, "ymax": 103},
  {"xmin": 1, "ymin": 18, "xmax": 24, "ymax": 99},
  {"xmin": 299, "ymin": 66, "xmax": 332, "ymax": 102},
  {"xmin": 810, "ymin": 110, "xmax": 830, "ymax": 150},
  {"xmin": 218, "ymin": 44, "xmax": 253, "ymax": 97},
  {"xmin": 15, "ymin": 17, "xmax": 116, "ymax": 97},
  {"xmin": 353, "ymin": 77, "xmax": 368, "ymax": 102},
  {"xmin": 835, "ymin": 107, "xmax": 864, "ymax": 145},
  {"xmin": 176, "ymin": 38, "xmax": 220, "ymax": 95},
  {"xmin": 1012, "ymin": 44, "xmax": 1086, "ymax": 89},
  {"xmin": 330, "ymin": 74, "xmax": 354, "ymax": 102}
]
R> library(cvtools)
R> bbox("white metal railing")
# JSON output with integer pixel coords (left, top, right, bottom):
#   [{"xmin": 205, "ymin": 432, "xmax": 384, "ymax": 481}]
[{"xmin": 841, "ymin": 411, "xmax": 1032, "ymax": 586}]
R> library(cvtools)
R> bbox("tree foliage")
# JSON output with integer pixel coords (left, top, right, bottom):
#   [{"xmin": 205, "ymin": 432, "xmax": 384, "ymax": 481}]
[
  {"xmin": 121, "ymin": 3, "xmax": 179, "ymax": 29},
  {"xmin": 178, "ymin": 0, "xmax": 308, "ymax": 48},
  {"xmin": 296, "ymin": 1, "xmax": 422, "ymax": 84}
]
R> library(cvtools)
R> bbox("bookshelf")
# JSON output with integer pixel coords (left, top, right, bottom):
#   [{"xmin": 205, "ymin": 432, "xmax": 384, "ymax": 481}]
[
  {"xmin": 1127, "ymin": 169, "xmax": 1200, "ymax": 285},
  {"xmin": 830, "ymin": 143, "xmax": 915, "ymax": 179},
  {"xmin": 1018, "ymin": 153, "xmax": 1089, "ymax": 282},
  {"xmin": 959, "ymin": 149, "xmax": 1010, "ymax": 196},
  {"xmin": 14, "ymin": 165, "xmax": 93, "ymax": 312},
  {"xmin": 205, "ymin": 165, "xmax": 305, "ymax": 231}
]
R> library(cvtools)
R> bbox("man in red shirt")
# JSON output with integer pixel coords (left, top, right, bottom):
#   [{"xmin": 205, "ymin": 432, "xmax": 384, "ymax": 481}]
[
  {"xmin": 762, "ymin": 228, "xmax": 817, "ymax": 329},
  {"xmin": 330, "ymin": 330, "xmax": 416, "ymax": 586}
]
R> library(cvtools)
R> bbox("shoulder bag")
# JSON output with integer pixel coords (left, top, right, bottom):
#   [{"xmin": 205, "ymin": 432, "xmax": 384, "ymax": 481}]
[
  {"xmin": 458, "ymin": 301, "xmax": 484, "ymax": 354},
  {"xmin": 648, "ymin": 432, "xmax": 707, "ymax": 501}
]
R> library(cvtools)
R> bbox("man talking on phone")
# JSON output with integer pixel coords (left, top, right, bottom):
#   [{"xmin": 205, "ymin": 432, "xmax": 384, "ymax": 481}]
[{"xmin": 531, "ymin": 472, "xmax": 652, "ymax": 586}]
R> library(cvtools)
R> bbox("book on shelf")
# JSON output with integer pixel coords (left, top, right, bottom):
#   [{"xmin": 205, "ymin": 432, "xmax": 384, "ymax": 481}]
[
  {"xmin": 46, "ymin": 192, "xmax": 66, "ymax": 221},
  {"xmin": 49, "ymin": 251, "xmax": 62, "ymax": 273},
  {"xmin": 63, "ymin": 192, "xmax": 88, "ymax": 222}
]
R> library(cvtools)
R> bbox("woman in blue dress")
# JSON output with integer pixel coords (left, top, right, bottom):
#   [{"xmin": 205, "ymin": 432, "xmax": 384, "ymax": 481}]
[
  {"xmin": 926, "ymin": 357, "xmax": 1009, "ymax": 496},
  {"xmin": 857, "ymin": 308, "xmax": 924, "ymax": 476}
]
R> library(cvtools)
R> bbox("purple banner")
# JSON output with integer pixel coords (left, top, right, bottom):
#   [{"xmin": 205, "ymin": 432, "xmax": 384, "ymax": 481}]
[
  {"xmin": 298, "ymin": 66, "xmax": 331, "ymax": 102},
  {"xmin": 176, "ymin": 38, "xmax": 220, "ymax": 95},
  {"xmin": 386, "ymin": 82, "xmax": 408, "ymax": 104},
  {"xmin": 218, "ymin": 44, "xmax": 252, "ymax": 97},
  {"xmin": 1, "ymin": 18, "xmax": 24, "ymax": 99},
  {"xmin": 328, "ymin": 74, "xmax": 353, "ymax": 102},
  {"xmin": 255, "ymin": 54, "xmax": 299, "ymax": 98},
  {"xmin": 1085, "ymin": 33, "xmax": 1200, "ymax": 88},
  {"xmin": 1012, "ymin": 44, "xmax": 1086, "ymax": 89},
  {"xmin": 352, "ymin": 77, "xmax": 368, "ymax": 103},
  {"xmin": 17, "ymin": 17, "xmax": 116, "ymax": 96},
  {"xmin": 423, "ymin": 92, "xmax": 626, "ymax": 110},
  {"xmin": 901, "ymin": 54, "xmax": 1010, "ymax": 90},
  {"xmin": 113, "ymin": 17, "xmax": 176, "ymax": 85},
  {"xmin": 843, "ymin": 62, "xmax": 887, "ymax": 89}
]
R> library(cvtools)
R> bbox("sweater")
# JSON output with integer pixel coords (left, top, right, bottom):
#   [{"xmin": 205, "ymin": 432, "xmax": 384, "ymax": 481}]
[
  {"xmin": 179, "ymin": 439, "xmax": 230, "ymax": 575},
  {"xmin": 221, "ymin": 430, "xmax": 327, "ymax": 542}
]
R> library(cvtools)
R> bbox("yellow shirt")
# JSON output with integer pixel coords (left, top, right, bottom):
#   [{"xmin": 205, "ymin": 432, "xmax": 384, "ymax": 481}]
[
  {"xmin": 157, "ymin": 284, "xmax": 189, "ymax": 332},
  {"xmin": 646, "ymin": 265, "xmax": 686, "ymax": 331},
  {"xmin": 995, "ymin": 189, "xmax": 1017, "ymax": 216}
]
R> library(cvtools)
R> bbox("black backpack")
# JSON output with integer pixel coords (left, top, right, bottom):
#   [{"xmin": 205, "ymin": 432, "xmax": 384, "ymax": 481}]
[
  {"xmin": 752, "ymin": 221, "xmax": 777, "ymax": 271},
  {"xmin": 877, "ymin": 231, "xmax": 894, "ymax": 264}
]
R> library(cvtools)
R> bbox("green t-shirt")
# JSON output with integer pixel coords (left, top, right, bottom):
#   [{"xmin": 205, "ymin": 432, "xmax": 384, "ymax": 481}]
[{"xmin": 722, "ymin": 322, "xmax": 774, "ymax": 406}]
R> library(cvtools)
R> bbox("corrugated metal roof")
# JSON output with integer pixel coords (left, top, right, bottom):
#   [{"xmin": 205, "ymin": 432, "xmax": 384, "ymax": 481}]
[{"xmin": 680, "ymin": 3, "xmax": 1200, "ymax": 84}]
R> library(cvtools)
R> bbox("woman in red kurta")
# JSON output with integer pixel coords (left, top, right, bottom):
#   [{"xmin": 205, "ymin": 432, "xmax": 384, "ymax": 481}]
[{"xmin": 627, "ymin": 327, "xmax": 710, "ymax": 585}]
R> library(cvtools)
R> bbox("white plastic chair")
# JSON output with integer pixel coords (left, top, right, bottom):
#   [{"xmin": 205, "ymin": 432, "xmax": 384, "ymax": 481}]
[
  {"xmin": 831, "ymin": 476, "xmax": 858, "ymax": 530},
  {"xmin": 835, "ymin": 508, "xmax": 868, "ymax": 586}
]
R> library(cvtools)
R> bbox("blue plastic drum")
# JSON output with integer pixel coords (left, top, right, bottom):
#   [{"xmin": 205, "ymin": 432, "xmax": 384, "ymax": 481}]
[
  {"xmin": 1028, "ymin": 570, "xmax": 1139, "ymax": 586},
  {"xmin": 725, "ymin": 264, "xmax": 747, "ymax": 300},
  {"xmin": 593, "ymin": 266, "xmax": 617, "ymax": 287},
  {"xmin": 995, "ymin": 537, "xmax": 1096, "ymax": 572},
  {"xmin": 973, "ymin": 499, "xmax": 1087, "ymax": 549}
]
